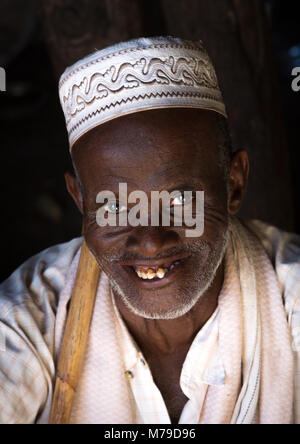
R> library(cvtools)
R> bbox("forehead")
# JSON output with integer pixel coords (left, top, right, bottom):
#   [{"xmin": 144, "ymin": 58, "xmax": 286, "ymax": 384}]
[{"xmin": 72, "ymin": 108, "xmax": 221, "ymax": 190}]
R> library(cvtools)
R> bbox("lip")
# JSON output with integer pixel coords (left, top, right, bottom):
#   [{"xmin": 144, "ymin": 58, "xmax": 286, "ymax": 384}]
[
  {"xmin": 119, "ymin": 254, "xmax": 191, "ymax": 289},
  {"xmin": 118, "ymin": 252, "xmax": 191, "ymax": 269}
]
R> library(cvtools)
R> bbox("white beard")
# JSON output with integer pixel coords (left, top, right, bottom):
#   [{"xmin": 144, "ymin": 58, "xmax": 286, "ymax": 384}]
[{"xmin": 110, "ymin": 229, "xmax": 229, "ymax": 320}]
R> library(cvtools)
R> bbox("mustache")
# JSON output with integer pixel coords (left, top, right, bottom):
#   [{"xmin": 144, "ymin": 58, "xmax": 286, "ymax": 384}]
[{"xmin": 102, "ymin": 240, "xmax": 209, "ymax": 264}]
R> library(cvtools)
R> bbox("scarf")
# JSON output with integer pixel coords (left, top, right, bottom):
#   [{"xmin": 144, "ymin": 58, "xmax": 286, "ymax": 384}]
[{"xmin": 54, "ymin": 217, "xmax": 294, "ymax": 424}]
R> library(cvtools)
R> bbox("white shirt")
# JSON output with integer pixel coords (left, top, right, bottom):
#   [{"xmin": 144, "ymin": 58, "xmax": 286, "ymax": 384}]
[
  {"xmin": 112, "ymin": 297, "xmax": 224, "ymax": 424},
  {"xmin": 0, "ymin": 219, "xmax": 299, "ymax": 423}
]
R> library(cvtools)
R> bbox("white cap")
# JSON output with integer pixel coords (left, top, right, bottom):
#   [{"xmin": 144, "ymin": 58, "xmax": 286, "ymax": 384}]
[{"xmin": 59, "ymin": 36, "xmax": 227, "ymax": 150}]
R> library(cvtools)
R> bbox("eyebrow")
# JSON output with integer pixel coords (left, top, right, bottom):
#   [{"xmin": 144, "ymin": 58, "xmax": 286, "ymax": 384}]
[
  {"xmin": 94, "ymin": 165, "xmax": 204, "ymax": 191},
  {"xmin": 96, "ymin": 182, "xmax": 203, "ymax": 197},
  {"xmin": 165, "ymin": 182, "xmax": 203, "ymax": 193},
  {"xmin": 95, "ymin": 174, "xmax": 139, "ymax": 188}
]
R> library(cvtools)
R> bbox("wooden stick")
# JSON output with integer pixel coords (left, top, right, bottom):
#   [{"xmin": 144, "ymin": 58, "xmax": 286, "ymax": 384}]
[{"xmin": 50, "ymin": 239, "xmax": 101, "ymax": 424}]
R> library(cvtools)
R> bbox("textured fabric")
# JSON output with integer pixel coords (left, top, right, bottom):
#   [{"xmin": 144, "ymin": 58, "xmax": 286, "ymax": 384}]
[
  {"xmin": 0, "ymin": 238, "xmax": 82, "ymax": 424},
  {"xmin": 51, "ymin": 217, "xmax": 295, "ymax": 424},
  {"xmin": 245, "ymin": 219, "xmax": 300, "ymax": 422},
  {"xmin": 112, "ymin": 294, "xmax": 222, "ymax": 424},
  {"xmin": 201, "ymin": 218, "xmax": 294, "ymax": 424},
  {"xmin": 55, "ymin": 255, "xmax": 133, "ymax": 424},
  {"xmin": 0, "ymin": 219, "xmax": 299, "ymax": 423},
  {"xmin": 199, "ymin": 233, "xmax": 243, "ymax": 423},
  {"xmin": 58, "ymin": 36, "xmax": 227, "ymax": 149},
  {"xmin": 111, "ymin": 219, "xmax": 294, "ymax": 424}
]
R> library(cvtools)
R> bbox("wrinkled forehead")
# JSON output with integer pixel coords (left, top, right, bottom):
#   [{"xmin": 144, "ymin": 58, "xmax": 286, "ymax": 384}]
[
  {"xmin": 71, "ymin": 108, "xmax": 222, "ymax": 192},
  {"xmin": 72, "ymin": 108, "xmax": 219, "ymax": 159}
]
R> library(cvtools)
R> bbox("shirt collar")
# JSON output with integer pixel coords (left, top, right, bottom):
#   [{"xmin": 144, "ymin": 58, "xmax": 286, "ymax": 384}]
[
  {"xmin": 111, "ymin": 292, "xmax": 145, "ymax": 370},
  {"xmin": 111, "ymin": 291, "xmax": 226, "ymax": 393},
  {"xmin": 180, "ymin": 307, "xmax": 225, "ymax": 400}
]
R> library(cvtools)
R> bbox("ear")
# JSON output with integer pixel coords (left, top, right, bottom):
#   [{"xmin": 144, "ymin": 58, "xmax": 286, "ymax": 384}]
[
  {"xmin": 227, "ymin": 149, "xmax": 249, "ymax": 215},
  {"xmin": 65, "ymin": 171, "xmax": 84, "ymax": 214}
]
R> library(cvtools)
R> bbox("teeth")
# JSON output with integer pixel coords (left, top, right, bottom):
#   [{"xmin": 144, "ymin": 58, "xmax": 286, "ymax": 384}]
[
  {"xmin": 134, "ymin": 260, "xmax": 182, "ymax": 280},
  {"xmin": 141, "ymin": 270, "xmax": 148, "ymax": 279},
  {"xmin": 147, "ymin": 269, "xmax": 156, "ymax": 279},
  {"xmin": 170, "ymin": 261, "xmax": 181, "ymax": 271},
  {"xmin": 156, "ymin": 268, "xmax": 166, "ymax": 279},
  {"xmin": 133, "ymin": 261, "xmax": 182, "ymax": 280},
  {"xmin": 135, "ymin": 266, "xmax": 167, "ymax": 280}
]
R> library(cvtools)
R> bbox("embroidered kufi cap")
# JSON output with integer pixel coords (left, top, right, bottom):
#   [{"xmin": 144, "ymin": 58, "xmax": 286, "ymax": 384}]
[{"xmin": 59, "ymin": 36, "xmax": 227, "ymax": 150}]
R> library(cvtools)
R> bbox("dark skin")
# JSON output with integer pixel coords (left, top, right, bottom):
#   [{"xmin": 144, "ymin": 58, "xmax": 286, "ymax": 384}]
[{"xmin": 65, "ymin": 108, "xmax": 249, "ymax": 423}]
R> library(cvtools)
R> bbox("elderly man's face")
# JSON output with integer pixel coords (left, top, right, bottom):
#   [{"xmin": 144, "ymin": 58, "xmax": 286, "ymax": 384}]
[{"xmin": 68, "ymin": 109, "xmax": 246, "ymax": 319}]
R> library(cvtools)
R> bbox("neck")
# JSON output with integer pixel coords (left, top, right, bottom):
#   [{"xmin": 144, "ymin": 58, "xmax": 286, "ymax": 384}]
[{"xmin": 113, "ymin": 260, "xmax": 224, "ymax": 358}]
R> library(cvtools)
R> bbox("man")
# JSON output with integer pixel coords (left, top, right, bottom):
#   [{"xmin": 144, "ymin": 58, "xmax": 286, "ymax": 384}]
[{"xmin": 0, "ymin": 36, "xmax": 299, "ymax": 424}]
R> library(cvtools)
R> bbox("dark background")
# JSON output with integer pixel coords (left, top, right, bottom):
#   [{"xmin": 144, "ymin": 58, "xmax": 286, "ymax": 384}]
[{"xmin": 0, "ymin": 0, "xmax": 299, "ymax": 282}]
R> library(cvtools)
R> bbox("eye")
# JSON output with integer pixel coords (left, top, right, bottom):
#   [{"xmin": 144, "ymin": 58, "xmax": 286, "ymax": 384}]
[
  {"xmin": 170, "ymin": 192, "xmax": 192, "ymax": 206},
  {"xmin": 104, "ymin": 201, "xmax": 126, "ymax": 214}
]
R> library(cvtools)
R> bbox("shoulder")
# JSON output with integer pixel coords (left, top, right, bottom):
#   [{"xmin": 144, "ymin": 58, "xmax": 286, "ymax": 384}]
[
  {"xmin": 0, "ymin": 237, "xmax": 82, "ymax": 423},
  {"xmin": 244, "ymin": 219, "xmax": 300, "ymax": 272},
  {"xmin": 243, "ymin": 219, "xmax": 300, "ymax": 349},
  {"xmin": 0, "ymin": 237, "xmax": 82, "ymax": 317}
]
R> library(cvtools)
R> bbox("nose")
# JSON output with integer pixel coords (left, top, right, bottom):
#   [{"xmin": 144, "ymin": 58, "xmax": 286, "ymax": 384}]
[{"xmin": 125, "ymin": 227, "xmax": 180, "ymax": 258}]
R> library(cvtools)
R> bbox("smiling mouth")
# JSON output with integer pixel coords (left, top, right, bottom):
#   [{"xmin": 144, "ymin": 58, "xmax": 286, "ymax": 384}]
[
  {"xmin": 125, "ymin": 257, "xmax": 187, "ymax": 283},
  {"xmin": 132, "ymin": 261, "xmax": 181, "ymax": 279},
  {"xmin": 117, "ymin": 252, "xmax": 191, "ymax": 286}
]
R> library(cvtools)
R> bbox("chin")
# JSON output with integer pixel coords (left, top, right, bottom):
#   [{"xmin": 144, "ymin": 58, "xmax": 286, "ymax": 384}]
[
  {"xmin": 101, "ymin": 229, "xmax": 229, "ymax": 320},
  {"xmin": 109, "ymin": 252, "xmax": 220, "ymax": 320}
]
